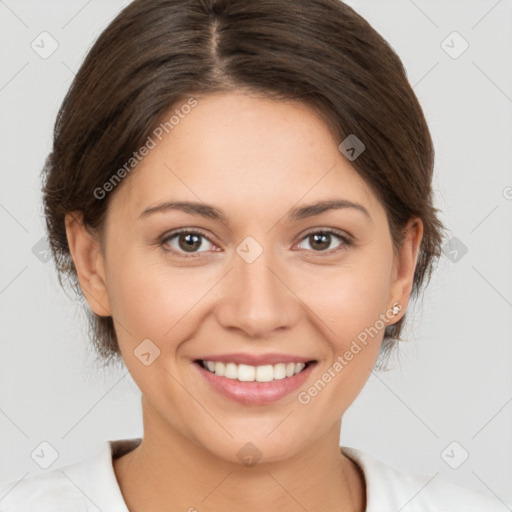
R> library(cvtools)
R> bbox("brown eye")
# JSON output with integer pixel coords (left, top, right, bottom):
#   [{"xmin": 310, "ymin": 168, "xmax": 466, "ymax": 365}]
[
  {"xmin": 162, "ymin": 229, "xmax": 215, "ymax": 256},
  {"xmin": 296, "ymin": 229, "xmax": 350, "ymax": 253},
  {"xmin": 177, "ymin": 232, "xmax": 203, "ymax": 252}
]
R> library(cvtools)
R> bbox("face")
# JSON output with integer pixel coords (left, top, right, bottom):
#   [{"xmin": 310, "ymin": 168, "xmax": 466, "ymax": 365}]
[{"xmin": 67, "ymin": 91, "xmax": 421, "ymax": 464}]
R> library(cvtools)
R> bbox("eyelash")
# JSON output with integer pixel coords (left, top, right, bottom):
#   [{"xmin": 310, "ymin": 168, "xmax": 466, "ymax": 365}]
[{"xmin": 160, "ymin": 227, "xmax": 353, "ymax": 259}]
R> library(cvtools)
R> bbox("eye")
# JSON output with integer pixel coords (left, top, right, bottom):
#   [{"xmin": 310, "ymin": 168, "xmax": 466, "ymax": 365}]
[
  {"xmin": 160, "ymin": 227, "xmax": 352, "ymax": 258},
  {"xmin": 296, "ymin": 228, "xmax": 351, "ymax": 253},
  {"xmin": 161, "ymin": 228, "xmax": 218, "ymax": 257}
]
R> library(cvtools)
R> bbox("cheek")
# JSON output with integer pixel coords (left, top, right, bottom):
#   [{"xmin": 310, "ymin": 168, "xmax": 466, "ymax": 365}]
[
  {"xmin": 290, "ymin": 252, "xmax": 393, "ymax": 404},
  {"xmin": 104, "ymin": 244, "xmax": 217, "ymax": 352},
  {"xmin": 292, "ymin": 253, "xmax": 393, "ymax": 346},
  {"xmin": 104, "ymin": 250, "xmax": 204, "ymax": 399},
  {"xmin": 107, "ymin": 266, "xmax": 177, "ymax": 340}
]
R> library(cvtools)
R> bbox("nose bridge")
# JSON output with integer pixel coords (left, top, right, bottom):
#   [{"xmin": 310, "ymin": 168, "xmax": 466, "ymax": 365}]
[
  {"xmin": 238, "ymin": 240, "xmax": 279, "ymax": 295},
  {"xmin": 236, "ymin": 234, "xmax": 284, "ymax": 305},
  {"xmin": 217, "ymin": 234, "xmax": 297, "ymax": 336}
]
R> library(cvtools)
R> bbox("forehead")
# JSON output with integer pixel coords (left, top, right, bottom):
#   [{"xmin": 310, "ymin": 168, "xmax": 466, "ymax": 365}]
[{"xmin": 111, "ymin": 92, "xmax": 382, "ymax": 222}]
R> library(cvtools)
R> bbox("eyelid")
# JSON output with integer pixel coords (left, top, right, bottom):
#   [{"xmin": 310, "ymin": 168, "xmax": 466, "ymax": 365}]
[{"xmin": 296, "ymin": 226, "xmax": 352, "ymax": 242}]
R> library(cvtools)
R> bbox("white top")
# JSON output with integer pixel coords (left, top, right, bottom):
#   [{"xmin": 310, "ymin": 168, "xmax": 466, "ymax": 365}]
[{"xmin": 0, "ymin": 438, "xmax": 507, "ymax": 511}]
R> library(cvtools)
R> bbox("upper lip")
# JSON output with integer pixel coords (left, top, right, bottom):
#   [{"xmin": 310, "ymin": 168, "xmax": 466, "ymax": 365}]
[{"xmin": 196, "ymin": 353, "xmax": 316, "ymax": 366}]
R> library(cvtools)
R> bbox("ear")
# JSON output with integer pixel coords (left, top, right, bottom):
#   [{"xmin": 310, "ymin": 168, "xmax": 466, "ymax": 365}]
[
  {"xmin": 387, "ymin": 217, "xmax": 423, "ymax": 323},
  {"xmin": 65, "ymin": 212, "xmax": 111, "ymax": 317}
]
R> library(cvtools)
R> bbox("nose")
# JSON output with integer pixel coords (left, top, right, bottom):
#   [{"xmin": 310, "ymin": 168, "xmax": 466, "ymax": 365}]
[{"xmin": 215, "ymin": 244, "xmax": 300, "ymax": 339}]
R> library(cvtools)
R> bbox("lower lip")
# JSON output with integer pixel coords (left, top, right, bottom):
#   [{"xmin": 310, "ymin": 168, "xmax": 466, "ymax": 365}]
[{"xmin": 194, "ymin": 361, "xmax": 316, "ymax": 405}]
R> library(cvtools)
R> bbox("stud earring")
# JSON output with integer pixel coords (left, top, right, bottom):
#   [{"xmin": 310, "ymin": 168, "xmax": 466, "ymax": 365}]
[{"xmin": 392, "ymin": 303, "xmax": 402, "ymax": 315}]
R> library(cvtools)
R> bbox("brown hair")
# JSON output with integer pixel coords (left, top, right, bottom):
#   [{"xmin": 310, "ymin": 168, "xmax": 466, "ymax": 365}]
[{"xmin": 42, "ymin": 0, "xmax": 445, "ymax": 369}]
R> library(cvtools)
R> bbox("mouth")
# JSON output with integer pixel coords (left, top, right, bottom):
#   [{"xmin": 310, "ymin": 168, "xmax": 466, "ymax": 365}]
[
  {"xmin": 196, "ymin": 359, "xmax": 313, "ymax": 382},
  {"xmin": 193, "ymin": 356, "xmax": 317, "ymax": 405}
]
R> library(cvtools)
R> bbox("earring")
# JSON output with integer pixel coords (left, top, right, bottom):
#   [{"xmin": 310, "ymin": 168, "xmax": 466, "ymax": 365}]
[{"xmin": 392, "ymin": 303, "xmax": 402, "ymax": 315}]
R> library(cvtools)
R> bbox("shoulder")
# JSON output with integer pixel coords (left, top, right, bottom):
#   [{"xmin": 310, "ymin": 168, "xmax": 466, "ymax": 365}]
[
  {"xmin": 0, "ymin": 439, "xmax": 139, "ymax": 511},
  {"xmin": 0, "ymin": 460, "xmax": 90, "ymax": 511},
  {"xmin": 342, "ymin": 446, "xmax": 508, "ymax": 512}
]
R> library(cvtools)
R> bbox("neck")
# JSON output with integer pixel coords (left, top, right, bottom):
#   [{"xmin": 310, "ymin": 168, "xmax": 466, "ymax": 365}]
[{"xmin": 113, "ymin": 400, "xmax": 365, "ymax": 512}]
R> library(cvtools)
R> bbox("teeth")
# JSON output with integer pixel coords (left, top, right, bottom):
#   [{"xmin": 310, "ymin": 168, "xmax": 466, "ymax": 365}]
[
  {"xmin": 224, "ymin": 362, "xmax": 238, "ymax": 379},
  {"xmin": 256, "ymin": 365, "xmax": 274, "ymax": 382},
  {"xmin": 238, "ymin": 364, "xmax": 255, "ymax": 382},
  {"xmin": 273, "ymin": 363, "xmax": 287, "ymax": 380},
  {"xmin": 203, "ymin": 360, "xmax": 307, "ymax": 382}
]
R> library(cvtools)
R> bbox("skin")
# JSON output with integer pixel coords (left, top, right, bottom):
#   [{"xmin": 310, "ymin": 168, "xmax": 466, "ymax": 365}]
[{"xmin": 65, "ymin": 91, "xmax": 423, "ymax": 512}]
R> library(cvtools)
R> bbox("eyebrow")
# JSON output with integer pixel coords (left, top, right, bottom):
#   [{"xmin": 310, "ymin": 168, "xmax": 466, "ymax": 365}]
[{"xmin": 138, "ymin": 199, "xmax": 371, "ymax": 223}]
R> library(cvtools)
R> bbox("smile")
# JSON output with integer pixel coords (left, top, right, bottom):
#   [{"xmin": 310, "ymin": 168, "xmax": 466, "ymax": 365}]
[
  {"xmin": 193, "ymin": 356, "xmax": 317, "ymax": 405},
  {"xmin": 199, "ymin": 360, "xmax": 308, "ymax": 382}
]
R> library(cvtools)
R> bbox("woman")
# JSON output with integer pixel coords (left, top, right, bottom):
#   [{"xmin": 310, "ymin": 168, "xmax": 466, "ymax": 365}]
[{"xmin": 0, "ymin": 0, "xmax": 505, "ymax": 510}]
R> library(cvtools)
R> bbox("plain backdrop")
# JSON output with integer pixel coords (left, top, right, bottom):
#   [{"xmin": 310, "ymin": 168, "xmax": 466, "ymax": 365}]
[{"xmin": 1, "ymin": 0, "xmax": 511, "ymax": 505}]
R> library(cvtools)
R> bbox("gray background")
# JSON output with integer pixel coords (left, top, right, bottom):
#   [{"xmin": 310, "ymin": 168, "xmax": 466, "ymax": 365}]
[{"xmin": 1, "ymin": 0, "xmax": 511, "ymax": 505}]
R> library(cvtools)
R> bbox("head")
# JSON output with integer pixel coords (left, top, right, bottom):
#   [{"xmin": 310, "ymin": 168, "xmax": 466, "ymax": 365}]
[{"xmin": 42, "ymin": 0, "xmax": 444, "ymax": 463}]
